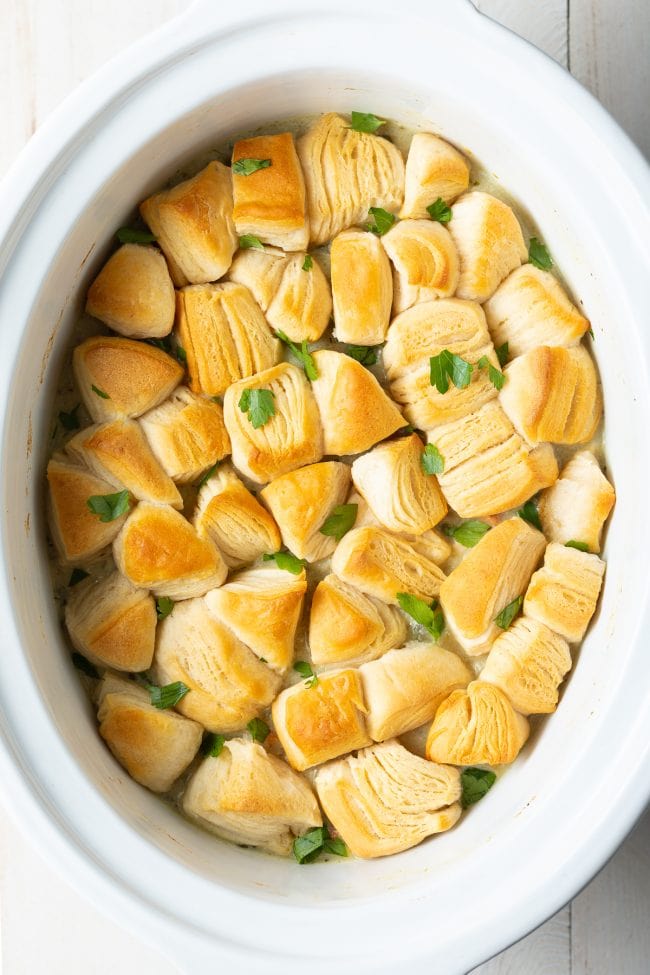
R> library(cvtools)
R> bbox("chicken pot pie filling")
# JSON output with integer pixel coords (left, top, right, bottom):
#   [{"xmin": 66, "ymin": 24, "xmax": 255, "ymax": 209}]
[{"xmin": 47, "ymin": 112, "xmax": 613, "ymax": 863}]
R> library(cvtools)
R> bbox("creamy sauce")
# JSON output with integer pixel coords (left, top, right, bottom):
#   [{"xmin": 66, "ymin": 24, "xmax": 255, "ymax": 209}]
[{"xmin": 47, "ymin": 114, "xmax": 605, "ymax": 843}]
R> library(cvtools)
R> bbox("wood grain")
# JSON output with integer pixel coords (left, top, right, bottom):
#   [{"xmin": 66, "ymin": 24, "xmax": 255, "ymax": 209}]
[{"xmin": 474, "ymin": 0, "xmax": 568, "ymax": 66}]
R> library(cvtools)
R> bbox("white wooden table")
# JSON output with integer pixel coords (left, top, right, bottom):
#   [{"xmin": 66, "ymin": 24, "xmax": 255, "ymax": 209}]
[{"xmin": 1, "ymin": 2, "xmax": 648, "ymax": 972}]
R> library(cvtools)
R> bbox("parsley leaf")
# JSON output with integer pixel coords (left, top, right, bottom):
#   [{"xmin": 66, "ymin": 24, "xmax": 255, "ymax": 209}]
[
  {"xmin": 232, "ymin": 158, "xmax": 272, "ymax": 176},
  {"xmin": 72, "ymin": 652, "xmax": 99, "ymax": 679},
  {"xmin": 494, "ymin": 595, "xmax": 523, "ymax": 630},
  {"xmin": 276, "ymin": 330, "xmax": 318, "ymax": 381},
  {"xmin": 528, "ymin": 237, "xmax": 553, "ymax": 270},
  {"xmin": 239, "ymin": 234, "xmax": 264, "ymax": 250},
  {"xmin": 477, "ymin": 355, "xmax": 505, "ymax": 391},
  {"xmin": 429, "ymin": 349, "xmax": 473, "ymax": 394},
  {"xmin": 59, "ymin": 404, "xmax": 81, "ymax": 430},
  {"xmin": 196, "ymin": 462, "xmax": 220, "ymax": 491},
  {"xmin": 247, "ymin": 717, "xmax": 270, "ymax": 743},
  {"xmin": 175, "ymin": 346, "xmax": 187, "ymax": 365},
  {"xmin": 565, "ymin": 540, "xmax": 590, "ymax": 552},
  {"xmin": 116, "ymin": 227, "xmax": 157, "ymax": 244},
  {"xmin": 147, "ymin": 680, "xmax": 190, "ymax": 709},
  {"xmin": 263, "ymin": 550, "xmax": 307, "ymax": 574},
  {"xmin": 69, "ymin": 567, "xmax": 89, "ymax": 586},
  {"xmin": 421, "ymin": 444, "xmax": 445, "ymax": 475},
  {"xmin": 461, "ymin": 767, "xmax": 496, "ymax": 809},
  {"xmin": 518, "ymin": 499, "xmax": 542, "ymax": 531},
  {"xmin": 238, "ymin": 387, "xmax": 276, "ymax": 428},
  {"xmin": 342, "ymin": 344, "xmax": 380, "ymax": 366},
  {"xmin": 319, "ymin": 503, "xmax": 358, "ymax": 542},
  {"xmin": 350, "ymin": 111, "xmax": 386, "ymax": 134},
  {"xmin": 146, "ymin": 336, "xmax": 172, "ymax": 353},
  {"xmin": 496, "ymin": 342, "xmax": 510, "ymax": 368},
  {"xmin": 426, "ymin": 197, "xmax": 452, "ymax": 223},
  {"xmin": 91, "ymin": 384, "xmax": 110, "ymax": 399},
  {"xmin": 86, "ymin": 490, "xmax": 130, "ymax": 523},
  {"xmin": 444, "ymin": 520, "xmax": 490, "ymax": 548},
  {"xmin": 156, "ymin": 596, "xmax": 174, "ymax": 621},
  {"xmin": 293, "ymin": 825, "xmax": 347, "ymax": 863},
  {"xmin": 302, "ymin": 254, "xmax": 313, "ymax": 271},
  {"xmin": 202, "ymin": 733, "xmax": 225, "ymax": 757},
  {"xmin": 366, "ymin": 207, "xmax": 396, "ymax": 236},
  {"xmin": 396, "ymin": 593, "xmax": 445, "ymax": 641},
  {"xmin": 293, "ymin": 660, "xmax": 318, "ymax": 688}
]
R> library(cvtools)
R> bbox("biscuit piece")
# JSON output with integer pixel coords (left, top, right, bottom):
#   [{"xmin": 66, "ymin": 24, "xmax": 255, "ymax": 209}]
[
  {"xmin": 309, "ymin": 574, "xmax": 407, "ymax": 668},
  {"xmin": 500, "ymin": 346, "xmax": 602, "ymax": 445},
  {"xmin": 351, "ymin": 434, "xmax": 447, "ymax": 534},
  {"xmin": 331, "ymin": 526, "xmax": 446, "ymax": 606},
  {"xmin": 484, "ymin": 265, "xmax": 589, "ymax": 357},
  {"xmin": 360, "ymin": 642, "xmax": 472, "ymax": 741},
  {"xmin": 229, "ymin": 246, "xmax": 331, "ymax": 342},
  {"xmin": 86, "ymin": 244, "xmax": 175, "ymax": 339},
  {"xmin": 426, "ymin": 681, "xmax": 530, "ymax": 766},
  {"xmin": 194, "ymin": 463, "xmax": 280, "ymax": 567},
  {"xmin": 73, "ymin": 336, "xmax": 183, "ymax": 422},
  {"xmin": 175, "ymin": 282, "xmax": 281, "ymax": 397},
  {"xmin": 297, "ymin": 112, "xmax": 405, "ymax": 246},
  {"xmin": 66, "ymin": 419, "xmax": 182, "ymax": 508},
  {"xmin": 47, "ymin": 455, "xmax": 129, "ymax": 563},
  {"xmin": 330, "ymin": 229, "xmax": 393, "ymax": 346},
  {"xmin": 447, "ymin": 192, "xmax": 527, "ymax": 302},
  {"xmin": 432, "ymin": 401, "xmax": 559, "ymax": 518},
  {"xmin": 310, "ymin": 350, "xmax": 403, "ymax": 455},
  {"xmin": 272, "ymin": 668, "xmax": 371, "ymax": 771},
  {"xmin": 346, "ymin": 490, "xmax": 453, "ymax": 563},
  {"xmin": 524, "ymin": 542, "xmax": 606, "ymax": 642},
  {"xmin": 140, "ymin": 161, "xmax": 237, "ymax": 286},
  {"xmin": 382, "ymin": 219, "xmax": 459, "ymax": 313},
  {"xmin": 383, "ymin": 298, "xmax": 499, "ymax": 431},
  {"xmin": 204, "ymin": 565, "xmax": 307, "ymax": 672},
  {"xmin": 139, "ymin": 387, "xmax": 231, "ymax": 483},
  {"xmin": 481, "ymin": 617, "xmax": 572, "ymax": 715},
  {"xmin": 400, "ymin": 133, "xmax": 470, "ymax": 217},
  {"xmin": 260, "ymin": 461, "xmax": 352, "ymax": 563},
  {"xmin": 114, "ymin": 502, "xmax": 227, "ymax": 600},
  {"xmin": 182, "ymin": 739, "xmax": 322, "ymax": 856},
  {"xmin": 97, "ymin": 675, "xmax": 202, "ymax": 793},
  {"xmin": 315, "ymin": 739, "xmax": 461, "ymax": 859},
  {"xmin": 223, "ymin": 363, "xmax": 323, "ymax": 483},
  {"xmin": 153, "ymin": 597, "xmax": 281, "ymax": 732},
  {"xmin": 440, "ymin": 518, "xmax": 546, "ymax": 656},
  {"xmin": 65, "ymin": 571, "xmax": 156, "ymax": 672},
  {"xmin": 538, "ymin": 451, "xmax": 615, "ymax": 554},
  {"xmin": 232, "ymin": 132, "xmax": 309, "ymax": 251}
]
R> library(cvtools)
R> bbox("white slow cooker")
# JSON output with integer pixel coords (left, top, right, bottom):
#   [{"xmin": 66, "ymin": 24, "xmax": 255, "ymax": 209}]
[{"xmin": 0, "ymin": 1, "xmax": 649, "ymax": 972}]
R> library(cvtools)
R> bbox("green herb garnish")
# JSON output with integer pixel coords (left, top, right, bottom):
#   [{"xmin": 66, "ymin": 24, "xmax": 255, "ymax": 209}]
[
  {"xmin": 156, "ymin": 597, "xmax": 174, "ymax": 621},
  {"xmin": 461, "ymin": 767, "xmax": 496, "ymax": 809},
  {"xmin": 350, "ymin": 111, "xmax": 386, "ymax": 134},
  {"xmin": 421, "ymin": 444, "xmax": 445, "ymax": 475},
  {"xmin": 263, "ymin": 550, "xmax": 307, "ymax": 574},
  {"xmin": 69, "ymin": 567, "xmax": 89, "ymax": 586},
  {"xmin": 342, "ymin": 344, "xmax": 380, "ymax": 366},
  {"xmin": 293, "ymin": 660, "xmax": 318, "ymax": 688},
  {"xmin": 86, "ymin": 490, "xmax": 130, "ymax": 523},
  {"xmin": 518, "ymin": 499, "xmax": 542, "ymax": 531},
  {"xmin": 396, "ymin": 593, "xmax": 445, "ymax": 642},
  {"xmin": 72, "ymin": 653, "xmax": 99, "ymax": 679},
  {"xmin": 202, "ymin": 733, "xmax": 225, "ymax": 757},
  {"xmin": 147, "ymin": 680, "xmax": 190, "ymax": 710},
  {"xmin": 444, "ymin": 520, "xmax": 490, "ymax": 548},
  {"xmin": 91, "ymin": 384, "xmax": 110, "ymax": 399},
  {"xmin": 293, "ymin": 824, "xmax": 348, "ymax": 864},
  {"xmin": 116, "ymin": 227, "xmax": 157, "ymax": 244},
  {"xmin": 276, "ymin": 330, "xmax": 318, "ymax": 381},
  {"xmin": 238, "ymin": 387, "xmax": 276, "ymax": 428},
  {"xmin": 302, "ymin": 254, "xmax": 313, "ymax": 271},
  {"xmin": 59, "ymin": 404, "xmax": 81, "ymax": 430},
  {"xmin": 477, "ymin": 355, "xmax": 505, "ymax": 391},
  {"xmin": 496, "ymin": 342, "xmax": 509, "ymax": 368},
  {"xmin": 232, "ymin": 158, "xmax": 272, "ymax": 176},
  {"xmin": 146, "ymin": 337, "xmax": 173, "ymax": 353},
  {"xmin": 196, "ymin": 462, "xmax": 220, "ymax": 491},
  {"xmin": 429, "ymin": 349, "xmax": 473, "ymax": 394},
  {"xmin": 426, "ymin": 197, "xmax": 452, "ymax": 223},
  {"xmin": 319, "ymin": 503, "xmax": 358, "ymax": 542},
  {"xmin": 366, "ymin": 207, "xmax": 396, "ymax": 236},
  {"xmin": 565, "ymin": 540, "xmax": 590, "ymax": 552},
  {"xmin": 494, "ymin": 595, "xmax": 523, "ymax": 630},
  {"xmin": 247, "ymin": 717, "xmax": 270, "ymax": 743},
  {"xmin": 528, "ymin": 237, "xmax": 553, "ymax": 270},
  {"xmin": 239, "ymin": 234, "xmax": 264, "ymax": 250}
]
